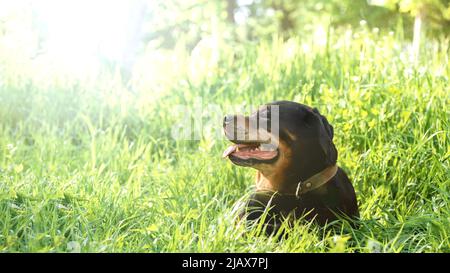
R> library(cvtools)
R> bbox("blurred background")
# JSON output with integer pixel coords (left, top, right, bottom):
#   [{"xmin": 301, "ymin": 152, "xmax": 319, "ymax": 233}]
[{"xmin": 1, "ymin": 0, "xmax": 449, "ymax": 91}]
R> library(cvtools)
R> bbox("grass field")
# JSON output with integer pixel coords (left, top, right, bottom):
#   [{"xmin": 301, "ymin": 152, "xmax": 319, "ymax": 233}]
[{"xmin": 0, "ymin": 27, "xmax": 449, "ymax": 252}]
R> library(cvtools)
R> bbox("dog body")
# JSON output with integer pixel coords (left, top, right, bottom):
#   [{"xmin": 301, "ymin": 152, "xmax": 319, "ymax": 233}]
[{"xmin": 223, "ymin": 101, "xmax": 359, "ymax": 232}]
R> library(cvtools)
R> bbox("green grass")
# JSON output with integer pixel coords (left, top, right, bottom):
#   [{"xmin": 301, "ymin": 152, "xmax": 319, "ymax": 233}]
[{"xmin": 0, "ymin": 28, "xmax": 449, "ymax": 252}]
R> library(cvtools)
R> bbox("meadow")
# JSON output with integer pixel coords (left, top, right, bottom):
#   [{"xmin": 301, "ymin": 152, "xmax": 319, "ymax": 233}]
[{"xmin": 0, "ymin": 27, "xmax": 449, "ymax": 252}]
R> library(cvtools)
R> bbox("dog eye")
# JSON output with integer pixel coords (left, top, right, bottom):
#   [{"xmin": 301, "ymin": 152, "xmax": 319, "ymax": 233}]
[{"xmin": 303, "ymin": 113, "xmax": 314, "ymax": 127}]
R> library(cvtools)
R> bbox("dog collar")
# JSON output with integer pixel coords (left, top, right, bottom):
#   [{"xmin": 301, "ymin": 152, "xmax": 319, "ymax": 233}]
[
  {"xmin": 293, "ymin": 165, "xmax": 338, "ymax": 199},
  {"xmin": 255, "ymin": 165, "xmax": 339, "ymax": 198}
]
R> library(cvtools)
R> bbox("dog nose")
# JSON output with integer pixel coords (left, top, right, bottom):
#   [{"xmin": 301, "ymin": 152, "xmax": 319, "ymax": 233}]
[{"xmin": 223, "ymin": 115, "xmax": 234, "ymax": 126}]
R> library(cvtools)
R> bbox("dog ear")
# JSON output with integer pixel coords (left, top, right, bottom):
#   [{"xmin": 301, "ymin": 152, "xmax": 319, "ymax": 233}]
[
  {"xmin": 312, "ymin": 108, "xmax": 334, "ymax": 140},
  {"xmin": 312, "ymin": 108, "xmax": 337, "ymax": 164}
]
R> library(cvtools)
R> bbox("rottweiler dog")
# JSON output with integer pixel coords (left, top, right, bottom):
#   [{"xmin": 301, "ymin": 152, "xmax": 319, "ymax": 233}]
[{"xmin": 223, "ymin": 101, "xmax": 359, "ymax": 234}]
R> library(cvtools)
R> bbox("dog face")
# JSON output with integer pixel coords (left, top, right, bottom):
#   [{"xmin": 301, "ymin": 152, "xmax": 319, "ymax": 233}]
[{"xmin": 223, "ymin": 101, "xmax": 337, "ymax": 190}]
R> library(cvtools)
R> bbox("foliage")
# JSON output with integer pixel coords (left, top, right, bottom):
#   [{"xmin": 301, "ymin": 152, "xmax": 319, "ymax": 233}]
[
  {"xmin": 370, "ymin": 0, "xmax": 450, "ymax": 35},
  {"xmin": 0, "ymin": 24, "xmax": 449, "ymax": 252},
  {"xmin": 144, "ymin": 0, "xmax": 449, "ymax": 48}
]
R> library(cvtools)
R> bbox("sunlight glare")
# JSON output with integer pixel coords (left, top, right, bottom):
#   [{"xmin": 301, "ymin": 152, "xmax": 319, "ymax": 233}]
[{"xmin": 32, "ymin": 0, "xmax": 141, "ymax": 67}]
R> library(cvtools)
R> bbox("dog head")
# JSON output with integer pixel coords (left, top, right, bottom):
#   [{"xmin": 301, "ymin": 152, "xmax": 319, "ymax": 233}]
[{"xmin": 223, "ymin": 100, "xmax": 337, "ymax": 191}]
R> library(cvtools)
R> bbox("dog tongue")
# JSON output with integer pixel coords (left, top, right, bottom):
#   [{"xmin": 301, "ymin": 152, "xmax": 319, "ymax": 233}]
[{"xmin": 222, "ymin": 145, "xmax": 236, "ymax": 158}]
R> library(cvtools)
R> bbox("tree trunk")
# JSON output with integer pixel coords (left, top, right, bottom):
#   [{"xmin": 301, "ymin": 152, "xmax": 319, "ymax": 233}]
[
  {"xmin": 226, "ymin": 0, "xmax": 237, "ymax": 24},
  {"xmin": 412, "ymin": 11, "xmax": 422, "ymax": 64}
]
